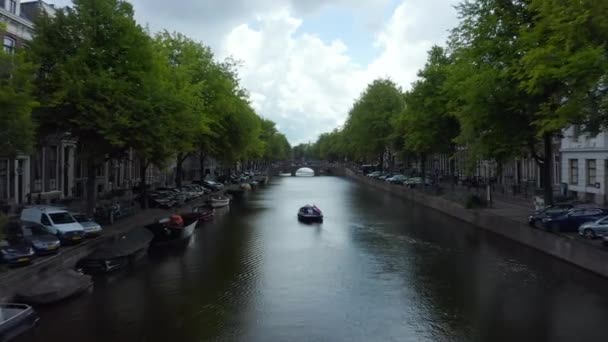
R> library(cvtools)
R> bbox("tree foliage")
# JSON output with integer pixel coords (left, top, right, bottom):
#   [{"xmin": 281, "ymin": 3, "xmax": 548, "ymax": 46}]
[
  {"xmin": 342, "ymin": 78, "xmax": 405, "ymax": 163},
  {"xmin": 399, "ymin": 46, "xmax": 458, "ymax": 157},
  {"xmin": 29, "ymin": 0, "xmax": 158, "ymax": 213},
  {"xmin": 0, "ymin": 27, "xmax": 37, "ymax": 158}
]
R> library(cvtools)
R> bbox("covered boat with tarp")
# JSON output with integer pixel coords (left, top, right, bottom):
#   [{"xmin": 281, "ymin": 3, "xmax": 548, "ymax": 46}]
[
  {"xmin": 145, "ymin": 215, "xmax": 197, "ymax": 248},
  {"xmin": 297, "ymin": 205, "xmax": 323, "ymax": 223},
  {"xmin": 17, "ymin": 270, "xmax": 92, "ymax": 305},
  {"xmin": 0, "ymin": 304, "xmax": 38, "ymax": 341},
  {"xmin": 78, "ymin": 228, "xmax": 154, "ymax": 274}
]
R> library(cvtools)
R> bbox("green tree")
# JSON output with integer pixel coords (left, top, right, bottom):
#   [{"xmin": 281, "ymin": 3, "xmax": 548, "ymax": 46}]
[
  {"xmin": 0, "ymin": 24, "xmax": 37, "ymax": 158},
  {"xmin": 29, "ymin": 0, "xmax": 157, "ymax": 215},
  {"xmin": 126, "ymin": 40, "xmax": 186, "ymax": 208},
  {"xmin": 343, "ymin": 78, "xmax": 405, "ymax": 167},
  {"xmin": 519, "ymin": 0, "xmax": 608, "ymax": 134},
  {"xmin": 154, "ymin": 32, "xmax": 213, "ymax": 187},
  {"xmin": 399, "ymin": 46, "xmax": 459, "ymax": 178},
  {"xmin": 446, "ymin": 0, "xmax": 551, "ymax": 196},
  {"xmin": 259, "ymin": 118, "xmax": 291, "ymax": 163}
]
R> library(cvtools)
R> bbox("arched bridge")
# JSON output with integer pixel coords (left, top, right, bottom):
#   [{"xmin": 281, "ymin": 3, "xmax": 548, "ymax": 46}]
[{"xmin": 270, "ymin": 161, "xmax": 336, "ymax": 176}]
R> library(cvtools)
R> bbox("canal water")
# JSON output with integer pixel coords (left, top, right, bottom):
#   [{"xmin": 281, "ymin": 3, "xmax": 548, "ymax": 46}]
[{"xmin": 21, "ymin": 176, "xmax": 608, "ymax": 342}]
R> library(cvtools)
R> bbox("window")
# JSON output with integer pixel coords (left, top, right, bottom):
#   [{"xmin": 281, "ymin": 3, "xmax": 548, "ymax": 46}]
[
  {"xmin": 9, "ymin": 0, "xmax": 16, "ymax": 14},
  {"xmin": 40, "ymin": 214, "xmax": 51, "ymax": 226},
  {"xmin": 3, "ymin": 36, "xmax": 15, "ymax": 54},
  {"xmin": 49, "ymin": 212, "xmax": 76, "ymax": 224},
  {"xmin": 587, "ymin": 159, "xmax": 597, "ymax": 186},
  {"xmin": 585, "ymin": 209, "xmax": 603, "ymax": 216},
  {"xmin": 569, "ymin": 209, "xmax": 585, "ymax": 217},
  {"xmin": 569, "ymin": 159, "xmax": 578, "ymax": 185},
  {"xmin": 572, "ymin": 125, "xmax": 581, "ymax": 142}
]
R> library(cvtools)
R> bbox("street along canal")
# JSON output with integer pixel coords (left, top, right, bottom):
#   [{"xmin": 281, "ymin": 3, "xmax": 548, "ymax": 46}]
[{"xmin": 19, "ymin": 176, "xmax": 608, "ymax": 342}]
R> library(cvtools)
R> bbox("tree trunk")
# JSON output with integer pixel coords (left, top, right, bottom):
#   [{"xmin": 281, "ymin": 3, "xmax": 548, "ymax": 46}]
[
  {"xmin": 85, "ymin": 158, "xmax": 97, "ymax": 217},
  {"xmin": 199, "ymin": 151, "xmax": 206, "ymax": 180},
  {"xmin": 420, "ymin": 153, "xmax": 426, "ymax": 183},
  {"xmin": 543, "ymin": 132, "xmax": 554, "ymax": 206},
  {"xmin": 140, "ymin": 161, "xmax": 149, "ymax": 209},
  {"xmin": 174, "ymin": 153, "xmax": 191, "ymax": 187}
]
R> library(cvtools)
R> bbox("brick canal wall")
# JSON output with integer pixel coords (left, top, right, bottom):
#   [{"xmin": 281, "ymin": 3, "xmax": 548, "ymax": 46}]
[{"xmin": 344, "ymin": 168, "xmax": 608, "ymax": 278}]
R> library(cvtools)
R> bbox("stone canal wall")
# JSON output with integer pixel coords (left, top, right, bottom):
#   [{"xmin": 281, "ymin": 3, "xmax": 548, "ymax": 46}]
[
  {"xmin": 345, "ymin": 168, "xmax": 608, "ymax": 278},
  {"xmin": 0, "ymin": 192, "xmax": 223, "ymax": 302}
]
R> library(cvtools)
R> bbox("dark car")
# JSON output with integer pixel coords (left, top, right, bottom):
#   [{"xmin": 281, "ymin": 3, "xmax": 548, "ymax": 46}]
[
  {"xmin": 17, "ymin": 221, "xmax": 61, "ymax": 255},
  {"xmin": 0, "ymin": 240, "xmax": 35, "ymax": 267},
  {"xmin": 541, "ymin": 207, "xmax": 608, "ymax": 232},
  {"xmin": 528, "ymin": 203, "xmax": 574, "ymax": 227}
]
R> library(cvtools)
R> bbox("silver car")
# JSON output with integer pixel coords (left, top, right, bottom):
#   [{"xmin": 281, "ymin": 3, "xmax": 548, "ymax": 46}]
[
  {"xmin": 71, "ymin": 213, "xmax": 103, "ymax": 237},
  {"xmin": 579, "ymin": 216, "xmax": 608, "ymax": 239}
]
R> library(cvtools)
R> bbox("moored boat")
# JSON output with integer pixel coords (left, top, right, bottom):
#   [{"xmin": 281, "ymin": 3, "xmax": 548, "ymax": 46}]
[
  {"xmin": 78, "ymin": 228, "xmax": 154, "ymax": 274},
  {"xmin": 239, "ymin": 183, "xmax": 252, "ymax": 191},
  {"xmin": 145, "ymin": 215, "xmax": 197, "ymax": 248},
  {"xmin": 0, "ymin": 304, "xmax": 39, "ymax": 342},
  {"xmin": 225, "ymin": 188, "xmax": 245, "ymax": 198},
  {"xmin": 16, "ymin": 270, "xmax": 92, "ymax": 305},
  {"xmin": 192, "ymin": 206, "xmax": 214, "ymax": 221},
  {"xmin": 208, "ymin": 195, "xmax": 230, "ymax": 208},
  {"xmin": 297, "ymin": 205, "xmax": 323, "ymax": 223}
]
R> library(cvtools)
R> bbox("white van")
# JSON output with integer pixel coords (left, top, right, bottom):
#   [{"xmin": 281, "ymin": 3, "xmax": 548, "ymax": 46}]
[{"xmin": 20, "ymin": 206, "xmax": 86, "ymax": 243}]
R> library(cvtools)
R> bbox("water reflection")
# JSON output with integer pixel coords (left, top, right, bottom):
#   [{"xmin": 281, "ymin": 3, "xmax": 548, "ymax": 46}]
[{"xmin": 21, "ymin": 176, "xmax": 608, "ymax": 342}]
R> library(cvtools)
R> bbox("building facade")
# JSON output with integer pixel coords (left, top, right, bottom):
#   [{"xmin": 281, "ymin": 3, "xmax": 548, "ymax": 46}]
[
  {"xmin": 1, "ymin": 0, "xmax": 35, "ymax": 211},
  {"xmin": 560, "ymin": 125, "xmax": 608, "ymax": 204}
]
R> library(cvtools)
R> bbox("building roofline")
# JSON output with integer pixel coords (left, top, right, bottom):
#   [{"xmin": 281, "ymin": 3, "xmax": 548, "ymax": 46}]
[{"xmin": 0, "ymin": 8, "xmax": 35, "ymax": 29}]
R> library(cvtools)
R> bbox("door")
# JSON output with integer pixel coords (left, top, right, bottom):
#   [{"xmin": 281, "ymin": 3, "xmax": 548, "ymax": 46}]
[
  {"xmin": 566, "ymin": 209, "xmax": 586, "ymax": 231},
  {"xmin": 63, "ymin": 146, "xmax": 69, "ymax": 197},
  {"xmin": 40, "ymin": 213, "xmax": 56, "ymax": 234},
  {"xmin": 17, "ymin": 159, "xmax": 24, "ymax": 204},
  {"xmin": 594, "ymin": 217, "xmax": 608, "ymax": 236}
]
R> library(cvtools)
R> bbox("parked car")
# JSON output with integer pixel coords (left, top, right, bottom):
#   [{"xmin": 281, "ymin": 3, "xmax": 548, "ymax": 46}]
[
  {"xmin": 386, "ymin": 175, "xmax": 407, "ymax": 184},
  {"xmin": 367, "ymin": 171, "xmax": 382, "ymax": 178},
  {"xmin": 4, "ymin": 220, "xmax": 61, "ymax": 255},
  {"xmin": 71, "ymin": 213, "xmax": 103, "ymax": 237},
  {"xmin": 542, "ymin": 208, "xmax": 608, "ymax": 232},
  {"xmin": 0, "ymin": 240, "xmax": 35, "ymax": 267},
  {"xmin": 378, "ymin": 173, "xmax": 394, "ymax": 181},
  {"xmin": 528, "ymin": 203, "xmax": 574, "ymax": 227},
  {"xmin": 20, "ymin": 207, "xmax": 86, "ymax": 244},
  {"xmin": 579, "ymin": 217, "xmax": 608, "ymax": 239}
]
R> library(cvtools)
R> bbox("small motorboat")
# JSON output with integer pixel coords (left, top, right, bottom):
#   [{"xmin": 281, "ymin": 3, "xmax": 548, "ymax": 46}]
[
  {"xmin": 192, "ymin": 206, "xmax": 214, "ymax": 221},
  {"xmin": 17, "ymin": 270, "xmax": 92, "ymax": 305},
  {"xmin": 297, "ymin": 205, "xmax": 323, "ymax": 223},
  {"xmin": 78, "ymin": 228, "xmax": 154, "ymax": 274},
  {"xmin": 145, "ymin": 215, "xmax": 198, "ymax": 248},
  {"xmin": 239, "ymin": 183, "xmax": 252, "ymax": 191},
  {"xmin": 0, "ymin": 304, "xmax": 39, "ymax": 341},
  {"xmin": 208, "ymin": 195, "xmax": 230, "ymax": 208}
]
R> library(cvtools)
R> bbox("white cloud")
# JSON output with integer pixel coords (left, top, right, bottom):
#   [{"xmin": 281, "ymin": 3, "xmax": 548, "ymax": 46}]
[{"xmin": 221, "ymin": 0, "xmax": 460, "ymax": 144}]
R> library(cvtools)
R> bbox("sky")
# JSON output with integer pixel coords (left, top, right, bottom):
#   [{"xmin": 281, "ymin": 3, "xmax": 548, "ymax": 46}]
[{"xmin": 47, "ymin": 0, "xmax": 461, "ymax": 145}]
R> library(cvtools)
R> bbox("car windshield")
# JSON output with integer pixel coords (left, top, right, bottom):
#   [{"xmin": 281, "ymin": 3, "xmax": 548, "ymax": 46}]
[
  {"xmin": 49, "ymin": 212, "xmax": 76, "ymax": 224},
  {"xmin": 72, "ymin": 214, "xmax": 89, "ymax": 222}
]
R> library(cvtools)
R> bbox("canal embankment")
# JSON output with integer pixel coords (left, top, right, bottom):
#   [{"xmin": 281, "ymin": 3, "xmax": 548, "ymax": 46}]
[
  {"xmin": 344, "ymin": 168, "xmax": 608, "ymax": 278},
  {"xmin": 0, "ymin": 186, "xmax": 237, "ymax": 302}
]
